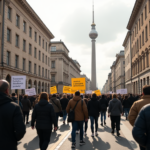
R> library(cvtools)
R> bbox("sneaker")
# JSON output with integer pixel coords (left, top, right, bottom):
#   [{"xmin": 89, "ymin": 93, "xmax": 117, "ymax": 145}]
[
  {"xmin": 101, "ymin": 123, "xmax": 103, "ymax": 126},
  {"xmin": 91, "ymin": 133, "xmax": 94, "ymax": 137},
  {"xmin": 104, "ymin": 121, "xmax": 106, "ymax": 125},
  {"xmin": 95, "ymin": 132, "xmax": 98, "ymax": 136},
  {"xmin": 117, "ymin": 131, "xmax": 120, "ymax": 136},
  {"xmin": 76, "ymin": 131, "xmax": 79, "ymax": 134},
  {"xmin": 80, "ymin": 140, "xmax": 85, "ymax": 146},
  {"xmin": 71, "ymin": 143, "xmax": 76, "ymax": 148},
  {"xmin": 111, "ymin": 130, "xmax": 114, "ymax": 134}
]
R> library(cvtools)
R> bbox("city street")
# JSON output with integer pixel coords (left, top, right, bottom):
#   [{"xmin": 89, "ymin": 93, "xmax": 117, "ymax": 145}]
[{"xmin": 18, "ymin": 112, "xmax": 140, "ymax": 150}]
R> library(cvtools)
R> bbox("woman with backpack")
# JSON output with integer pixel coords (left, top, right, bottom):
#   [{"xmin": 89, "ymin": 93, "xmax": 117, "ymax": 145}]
[
  {"xmin": 99, "ymin": 95, "xmax": 108, "ymax": 126},
  {"xmin": 31, "ymin": 92, "xmax": 57, "ymax": 150},
  {"xmin": 87, "ymin": 93, "xmax": 101, "ymax": 137}
]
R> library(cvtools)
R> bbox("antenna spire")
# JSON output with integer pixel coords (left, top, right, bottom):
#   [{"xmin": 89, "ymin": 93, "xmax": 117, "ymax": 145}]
[{"xmin": 93, "ymin": 0, "xmax": 94, "ymax": 23}]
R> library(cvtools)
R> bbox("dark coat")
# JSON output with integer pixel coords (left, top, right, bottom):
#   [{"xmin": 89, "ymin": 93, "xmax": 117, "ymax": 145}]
[
  {"xmin": 21, "ymin": 98, "xmax": 31, "ymax": 112},
  {"xmin": 132, "ymin": 104, "xmax": 150, "ymax": 150},
  {"xmin": 87, "ymin": 98, "xmax": 100, "ymax": 117},
  {"xmin": 99, "ymin": 98, "xmax": 108, "ymax": 111},
  {"xmin": 128, "ymin": 96, "xmax": 136, "ymax": 108},
  {"xmin": 60, "ymin": 98, "xmax": 69, "ymax": 110},
  {"xmin": 31, "ymin": 99, "xmax": 57, "ymax": 129},
  {"xmin": 12, "ymin": 96, "xmax": 23, "ymax": 109},
  {"xmin": 0, "ymin": 92, "xmax": 26, "ymax": 150},
  {"xmin": 122, "ymin": 99, "xmax": 130, "ymax": 108}
]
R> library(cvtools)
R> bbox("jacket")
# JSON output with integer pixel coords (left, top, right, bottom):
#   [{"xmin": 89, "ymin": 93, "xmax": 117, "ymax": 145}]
[
  {"xmin": 99, "ymin": 98, "xmax": 108, "ymax": 111},
  {"xmin": 108, "ymin": 98, "xmax": 123, "ymax": 116},
  {"xmin": 132, "ymin": 104, "xmax": 150, "ymax": 150},
  {"xmin": 50, "ymin": 97, "xmax": 62, "ymax": 113},
  {"xmin": 87, "ymin": 98, "xmax": 100, "ymax": 117},
  {"xmin": 128, "ymin": 95, "xmax": 150, "ymax": 126},
  {"xmin": 21, "ymin": 98, "xmax": 31, "ymax": 112},
  {"xmin": 0, "ymin": 92, "xmax": 26, "ymax": 150},
  {"xmin": 122, "ymin": 99, "xmax": 130, "ymax": 108},
  {"xmin": 60, "ymin": 98, "xmax": 69, "ymax": 110},
  {"xmin": 31, "ymin": 99, "xmax": 57, "ymax": 129},
  {"xmin": 66, "ymin": 96, "xmax": 88, "ymax": 121},
  {"xmin": 12, "ymin": 96, "xmax": 23, "ymax": 109},
  {"xmin": 128, "ymin": 96, "xmax": 136, "ymax": 108}
]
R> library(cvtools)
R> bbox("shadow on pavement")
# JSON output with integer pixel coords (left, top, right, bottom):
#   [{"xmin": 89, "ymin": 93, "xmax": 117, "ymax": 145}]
[{"xmin": 59, "ymin": 124, "xmax": 70, "ymax": 132}]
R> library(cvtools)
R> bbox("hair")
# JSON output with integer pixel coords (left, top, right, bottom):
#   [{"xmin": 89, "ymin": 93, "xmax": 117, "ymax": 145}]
[
  {"xmin": 112, "ymin": 94, "xmax": 117, "ymax": 99},
  {"xmin": 92, "ymin": 93, "xmax": 97, "ymax": 98},
  {"xmin": 12, "ymin": 93, "xmax": 16, "ymax": 97},
  {"xmin": 24, "ymin": 95, "xmax": 28, "ymax": 99},
  {"xmin": 0, "ymin": 80, "xmax": 9, "ymax": 93},
  {"xmin": 125, "ymin": 95, "xmax": 128, "ymax": 100},
  {"xmin": 75, "ymin": 91, "xmax": 80, "ymax": 96},
  {"xmin": 143, "ymin": 85, "xmax": 150, "ymax": 95},
  {"xmin": 62, "ymin": 94, "xmax": 67, "ymax": 99},
  {"xmin": 52, "ymin": 94, "xmax": 56, "ymax": 97},
  {"xmin": 38, "ymin": 92, "xmax": 49, "ymax": 101},
  {"xmin": 102, "ymin": 95, "xmax": 105, "ymax": 99}
]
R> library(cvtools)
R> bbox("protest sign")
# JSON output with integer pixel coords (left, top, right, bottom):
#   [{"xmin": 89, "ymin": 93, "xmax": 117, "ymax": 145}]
[
  {"xmin": 63, "ymin": 86, "xmax": 71, "ymax": 93},
  {"xmin": 86, "ymin": 90, "xmax": 92, "ymax": 94},
  {"xmin": 80, "ymin": 90, "xmax": 85, "ymax": 94},
  {"xmin": 94, "ymin": 90, "xmax": 101, "ymax": 96},
  {"xmin": 117, "ymin": 89, "xmax": 127, "ymax": 94},
  {"xmin": 71, "ymin": 78, "xmax": 86, "ymax": 90},
  {"xmin": 50, "ymin": 86, "xmax": 57, "ymax": 94},
  {"xmin": 11, "ymin": 76, "xmax": 26, "ymax": 89},
  {"xmin": 25, "ymin": 88, "xmax": 36, "ymax": 96}
]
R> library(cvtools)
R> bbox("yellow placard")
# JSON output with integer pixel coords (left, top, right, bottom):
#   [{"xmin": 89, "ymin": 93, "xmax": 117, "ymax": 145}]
[
  {"xmin": 80, "ymin": 90, "xmax": 85, "ymax": 94},
  {"xmin": 94, "ymin": 90, "xmax": 101, "ymax": 96},
  {"xmin": 63, "ymin": 86, "xmax": 71, "ymax": 93},
  {"xmin": 71, "ymin": 78, "xmax": 86, "ymax": 90},
  {"xmin": 70, "ymin": 87, "xmax": 77, "ymax": 94},
  {"xmin": 50, "ymin": 86, "xmax": 57, "ymax": 94}
]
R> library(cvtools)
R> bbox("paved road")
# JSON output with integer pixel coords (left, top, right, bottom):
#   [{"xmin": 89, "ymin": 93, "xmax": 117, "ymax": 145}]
[{"xmin": 18, "ymin": 112, "xmax": 140, "ymax": 150}]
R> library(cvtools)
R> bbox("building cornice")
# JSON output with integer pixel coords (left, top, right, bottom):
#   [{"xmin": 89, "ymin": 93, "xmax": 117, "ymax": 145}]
[
  {"xmin": 123, "ymin": 31, "xmax": 131, "ymax": 47},
  {"xmin": 15, "ymin": 0, "xmax": 54, "ymax": 39},
  {"xmin": 127, "ymin": 0, "xmax": 143, "ymax": 30}
]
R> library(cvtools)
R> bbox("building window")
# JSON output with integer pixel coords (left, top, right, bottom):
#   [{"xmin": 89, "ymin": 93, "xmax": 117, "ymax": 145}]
[
  {"xmin": 7, "ymin": 28, "xmax": 11, "ymax": 42},
  {"xmin": 42, "ymin": 53, "xmax": 44, "ymax": 63},
  {"xmin": 34, "ymin": 64, "xmax": 36, "ymax": 74},
  {"xmin": 45, "ymin": 56, "xmax": 47, "ymax": 64},
  {"xmin": 141, "ymin": 13, "xmax": 143, "ymax": 25},
  {"xmin": 48, "ymin": 70, "xmax": 50, "ymax": 79},
  {"xmin": 23, "ymin": 39, "xmax": 26, "ymax": 51},
  {"xmin": 16, "ymin": 14, "xmax": 20, "ymax": 27},
  {"xmin": 29, "ymin": 27, "xmax": 32, "ymax": 37},
  {"xmin": 7, "ymin": 7, "xmax": 11, "ymax": 20},
  {"xmin": 51, "ymin": 61, "xmax": 55, "ymax": 68},
  {"xmin": 29, "ymin": 44, "xmax": 32, "ymax": 55},
  {"xmin": 145, "ymin": 5, "xmax": 147, "ymax": 19},
  {"xmin": 51, "ymin": 46, "xmax": 56, "ymax": 51},
  {"xmin": 15, "ymin": 34, "xmax": 19, "ymax": 47},
  {"xmin": 142, "ymin": 31, "xmax": 144, "ymax": 45},
  {"xmin": 139, "ymin": 18, "xmax": 140, "ymax": 30},
  {"xmin": 147, "ymin": 77, "xmax": 149, "ymax": 85},
  {"xmin": 39, "ymin": 51, "xmax": 41, "ymax": 60},
  {"xmin": 48, "ymin": 57, "xmax": 50, "ymax": 66},
  {"xmin": 145, "ymin": 26, "xmax": 148, "ymax": 41},
  {"xmin": 43, "ymin": 39, "xmax": 44, "ymax": 48},
  {"xmin": 23, "ymin": 21, "xmax": 26, "ymax": 32},
  {"xmin": 29, "ymin": 61, "xmax": 31, "ymax": 73},
  {"xmin": 39, "ymin": 36, "xmax": 41, "ymax": 45},
  {"xmin": 0, "ymin": 0, "xmax": 1, "ymax": 14},
  {"xmin": 42, "ymin": 67, "xmax": 44, "ymax": 77},
  {"xmin": 140, "ymin": 35, "xmax": 141, "ymax": 48},
  {"xmin": 6, "ymin": 51, "xmax": 10, "ymax": 65},
  {"xmin": 123, "ymin": 61, "xmax": 125, "ymax": 65},
  {"xmin": 39, "ymin": 66, "xmax": 41, "ymax": 76},
  {"xmin": 45, "ymin": 69, "xmax": 47, "ymax": 78},
  {"xmin": 23, "ymin": 58, "xmax": 25, "ymax": 71},
  {"xmin": 147, "ymin": 52, "xmax": 149, "ymax": 68},
  {"xmin": 34, "ymin": 47, "xmax": 37, "ymax": 58},
  {"xmin": 46, "ymin": 42, "xmax": 47, "ymax": 51},
  {"xmin": 15, "ymin": 55, "xmax": 19, "ymax": 68},
  {"xmin": 34, "ymin": 32, "xmax": 37, "ymax": 42},
  {"xmin": 51, "ymin": 75, "xmax": 55, "ymax": 82}
]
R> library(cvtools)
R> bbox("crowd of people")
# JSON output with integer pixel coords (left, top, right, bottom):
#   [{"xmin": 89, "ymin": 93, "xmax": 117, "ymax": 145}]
[{"xmin": 0, "ymin": 79, "xmax": 150, "ymax": 150}]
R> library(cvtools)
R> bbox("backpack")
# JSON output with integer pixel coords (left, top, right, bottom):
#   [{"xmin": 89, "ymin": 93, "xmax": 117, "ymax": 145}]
[{"xmin": 68, "ymin": 100, "xmax": 80, "ymax": 123}]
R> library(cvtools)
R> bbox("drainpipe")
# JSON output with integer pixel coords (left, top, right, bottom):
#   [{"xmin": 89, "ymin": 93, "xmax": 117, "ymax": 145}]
[{"xmin": 1, "ymin": 0, "xmax": 5, "ymax": 78}]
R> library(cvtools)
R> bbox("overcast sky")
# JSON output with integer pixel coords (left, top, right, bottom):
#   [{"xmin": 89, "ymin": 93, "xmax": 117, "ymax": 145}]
[{"xmin": 27, "ymin": 0, "xmax": 135, "ymax": 90}]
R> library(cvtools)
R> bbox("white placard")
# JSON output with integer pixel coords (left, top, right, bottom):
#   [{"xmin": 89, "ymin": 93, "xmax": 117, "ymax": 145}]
[
  {"xmin": 11, "ymin": 76, "xmax": 26, "ymax": 89},
  {"xmin": 117, "ymin": 89, "xmax": 127, "ymax": 94},
  {"xmin": 25, "ymin": 88, "xmax": 36, "ymax": 96},
  {"xmin": 86, "ymin": 90, "xmax": 92, "ymax": 94}
]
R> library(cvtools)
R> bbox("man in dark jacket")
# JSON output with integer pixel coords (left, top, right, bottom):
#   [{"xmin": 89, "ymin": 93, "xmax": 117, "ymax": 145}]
[
  {"xmin": 99, "ymin": 95, "xmax": 108, "ymax": 126},
  {"xmin": 132, "ymin": 104, "xmax": 150, "ymax": 150},
  {"xmin": 12, "ymin": 93, "xmax": 23, "ymax": 109},
  {"xmin": 128, "ymin": 94, "xmax": 136, "ymax": 109},
  {"xmin": 0, "ymin": 80, "xmax": 26, "ymax": 150}
]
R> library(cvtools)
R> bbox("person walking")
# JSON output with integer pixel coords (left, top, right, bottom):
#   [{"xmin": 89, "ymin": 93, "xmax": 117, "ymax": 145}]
[
  {"xmin": 128, "ymin": 85, "xmax": 150, "ymax": 150},
  {"xmin": 0, "ymin": 80, "xmax": 26, "ymax": 150},
  {"xmin": 11, "ymin": 93, "xmax": 23, "ymax": 109},
  {"xmin": 108, "ymin": 94, "xmax": 123, "ymax": 136},
  {"xmin": 132, "ymin": 104, "xmax": 150, "ymax": 150},
  {"xmin": 66, "ymin": 91, "xmax": 88, "ymax": 148},
  {"xmin": 122, "ymin": 95, "xmax": 130, "ymax": 120},
  {"xmin": 50, "ymin": 94, "xmax": 62, "ymax": 128},
  {"xmin": 87, "ymin": 93, "xmax": 100, "ymax": 137},
  {"xmin": 31, "ymin": 92, "xmax": 57, "ymax": 150},
  {"xmin": 21, "ymin": 95, "xmax": 31, "ymax": 124},
  {"xmin": 60, "ymin": 94, "xmax": 69, "ymax": 124},
  {"xmin": 99, "ymin": 95, "xmax": 108, "ymax": 126},
  {"xmin": 128, "ymin": 94, "xmax": 136, "ymax": 109}
]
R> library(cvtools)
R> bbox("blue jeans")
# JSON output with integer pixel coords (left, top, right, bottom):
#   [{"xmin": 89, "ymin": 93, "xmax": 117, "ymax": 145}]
[
  {"xmin": 124, "ymin": 108, "xmax": 129, "ymax": 118},
  {"xmin": 90, "ymin": 116, "xmax": 98, "ymax": 133},
  {"xmin": 84, "ymin": 120, "xmax": 88, "ymax": 133},
  {"xmin": 71, "ymin": 121, "xmax": 84, "ymax": 143},
  {"xmin": 62, "ymin": 110, "xmax": 67, "ymax": 121},
  {"xmin": 101, "ymin": 111, "xmax": 106, "ymax": 122}
]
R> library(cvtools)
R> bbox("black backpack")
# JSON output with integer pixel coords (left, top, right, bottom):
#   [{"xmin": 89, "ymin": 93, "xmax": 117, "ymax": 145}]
[{"xmin": 68, "ymin": 100, "xmax": 80, "ymax": 122}]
